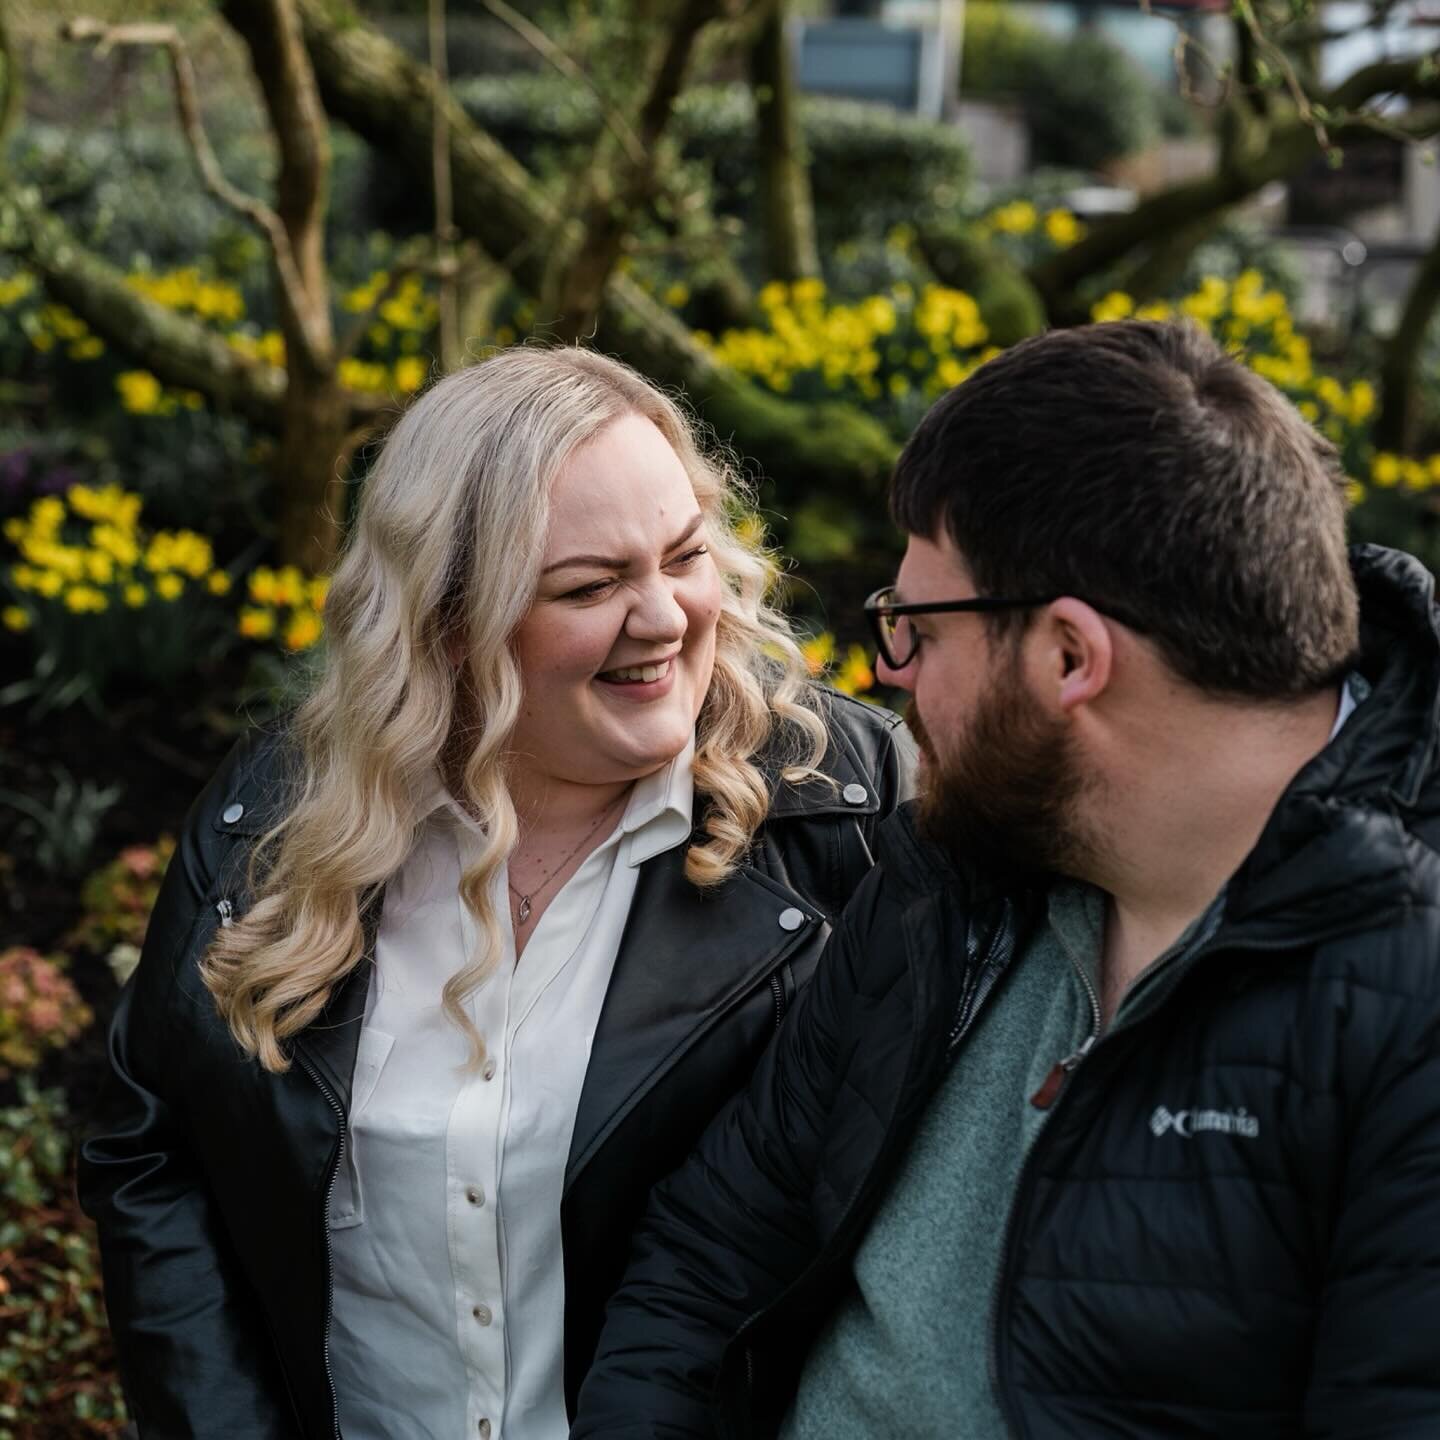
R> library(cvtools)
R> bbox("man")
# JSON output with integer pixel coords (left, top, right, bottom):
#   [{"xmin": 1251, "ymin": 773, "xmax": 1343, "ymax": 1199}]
[{"xmin": 571, "ymin": 320, "xmax": 1440, "ymax": 1438}]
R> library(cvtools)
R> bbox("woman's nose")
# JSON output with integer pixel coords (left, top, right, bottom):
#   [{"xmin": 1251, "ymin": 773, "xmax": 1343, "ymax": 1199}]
[{"xmin": 625, "ymin": 579, "xmax": 687, "ymax": 642}]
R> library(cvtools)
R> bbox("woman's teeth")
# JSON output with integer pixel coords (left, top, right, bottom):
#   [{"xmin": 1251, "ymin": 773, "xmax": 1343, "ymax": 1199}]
[{"xmin": 604, "ymin": 659, "xmax": 671, "ymax": 683}]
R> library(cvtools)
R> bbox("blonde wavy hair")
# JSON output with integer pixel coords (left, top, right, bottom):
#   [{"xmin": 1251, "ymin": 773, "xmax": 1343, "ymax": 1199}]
[{"xmin": 202, "ymin": 346, "xmax": 829, "ymax": 1072}]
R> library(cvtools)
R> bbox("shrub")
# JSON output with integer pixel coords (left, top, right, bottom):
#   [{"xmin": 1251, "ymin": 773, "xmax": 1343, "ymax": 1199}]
[
  {"xmin": 0, "ymin": 949, "xmax": 92, "ymax": 1077},
  {"xmin": 0, "ymin": 1080, "xmax": 126, "ymax": 1437},
  {"xmin": 69, "ymin": 838, "xmax": 176, "ymax": 986},
  {"xmin": 961, "ymin": 4, "xmax": 1161, "ymax": 171},
  {"xmin": 427, "ymin": 78, "xmax": 972, "ymax": 249}
]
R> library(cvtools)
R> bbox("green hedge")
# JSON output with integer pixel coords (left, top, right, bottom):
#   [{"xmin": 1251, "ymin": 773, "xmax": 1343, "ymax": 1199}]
[
  {"xmin": 365, "ymin": 78, "xmax": 970, "ymax": 251},
  {"xmin": 961, "ymin": 4, "xmax": 1162, "ymax": 171}
]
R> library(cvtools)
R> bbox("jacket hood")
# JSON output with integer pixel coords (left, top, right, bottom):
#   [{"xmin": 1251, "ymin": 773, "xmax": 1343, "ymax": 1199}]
[{"xmin": 1225, "ymin": 544, "xmax": 1440, "ymax": 943}]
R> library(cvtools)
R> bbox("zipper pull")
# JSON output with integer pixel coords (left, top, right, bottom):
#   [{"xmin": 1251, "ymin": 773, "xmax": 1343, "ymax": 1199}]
[
  {"xmin": 216, "ymin": 898, "xmax": 234, "ymax": 928},
  {"xmin": 1029, "ymin": 1034, "xmax": 1094, "ymax": 1110}
]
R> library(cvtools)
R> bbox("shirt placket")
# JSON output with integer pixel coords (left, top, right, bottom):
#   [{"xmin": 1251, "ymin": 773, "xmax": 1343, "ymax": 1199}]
[{"xmin": 446, "ymin": 838, "xmax": 513, "ymax": 1440}]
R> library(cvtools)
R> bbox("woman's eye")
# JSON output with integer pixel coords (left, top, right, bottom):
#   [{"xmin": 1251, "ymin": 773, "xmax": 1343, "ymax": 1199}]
[
  {"xmin": 562, "ymin": 579, "xmax": 615, "ymax": 601},
  {"xmin": 669, "ymin": 545, "xmax": 709, "ymax": 569}
]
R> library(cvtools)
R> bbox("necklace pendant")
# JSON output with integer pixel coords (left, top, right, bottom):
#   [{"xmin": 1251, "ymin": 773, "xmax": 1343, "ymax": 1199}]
[{"xmin": 517, "ymin": 894, "xmax": 532, "ymax": 924}]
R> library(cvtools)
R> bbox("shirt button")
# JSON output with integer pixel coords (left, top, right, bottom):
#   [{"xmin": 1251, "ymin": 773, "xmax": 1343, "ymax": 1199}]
[
  {"xmin": 478, "ymin": 1420, "xmax": 491, "ymax": 1439},
  {"xmin": 482, "ymin": 1059, "xmax": 497, "ymax": 1081},
  {"xmin": 842, "ymin": 783, "xmax": 868, "ymax": 806},
  {"xmin": 472, "ymin": 1303, "xmax": 492, "ymax": 1326},
  {"xmin": 221, "ymin": 801, "xmax": 245, "ymax": 824},
  {"xmin": 466, "ymin": 1185, "xmax": 484, "ymax": 1207},
  {"xmin": 778, "ymin": 907, "xmax": 806, "ymax": 932}
]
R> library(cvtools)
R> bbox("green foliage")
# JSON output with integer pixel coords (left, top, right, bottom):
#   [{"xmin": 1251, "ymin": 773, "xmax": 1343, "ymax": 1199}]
[
  {"xmin": 0, "ymin": 1080, "xmax": 126, "ymax": 1437},
  {"xmin": 69, "ymin": 837, "xmax": 174, "ymax": 980},
  {"xmin": 0, "ymin": 768, "xmax": 122, "ymax": 879},
  {"xmin": 961, "ymin": 4, "xmax": 1162, "ymax": 170},
  {"xmin": 916, "ymin": 222, "xmax": 1046, "ymax": 346}
]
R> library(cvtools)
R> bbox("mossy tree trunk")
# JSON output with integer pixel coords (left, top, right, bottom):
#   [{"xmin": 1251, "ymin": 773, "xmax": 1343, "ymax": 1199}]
[
  {"xmin": 1376, "ymin": 222, "xmax": 1440, "ymax": 453},
  {"xmin": 751, "ymin": 0, "xmax": 820, "ymax": 282}
]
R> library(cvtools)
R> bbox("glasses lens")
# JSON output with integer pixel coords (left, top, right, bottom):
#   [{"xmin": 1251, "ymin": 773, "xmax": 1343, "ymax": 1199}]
[{"xmin": 872, "ymin": 589, "xmax": 914, "ymax": 668}]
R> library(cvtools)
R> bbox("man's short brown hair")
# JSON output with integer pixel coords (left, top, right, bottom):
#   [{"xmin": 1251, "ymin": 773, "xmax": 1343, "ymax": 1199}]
[{"xmin": 890, "ymin": 320, "xmax": 1360, "ymax": 698}]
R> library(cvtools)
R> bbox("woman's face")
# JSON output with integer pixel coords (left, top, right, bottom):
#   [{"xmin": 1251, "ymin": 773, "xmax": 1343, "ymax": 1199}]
[{"xmin": 508, "ymin": 412, "xmax": 725, "ymax": 789}]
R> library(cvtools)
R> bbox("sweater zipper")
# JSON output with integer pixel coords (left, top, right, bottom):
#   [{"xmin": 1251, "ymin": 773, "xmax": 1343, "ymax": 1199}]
[
  {"xmin": 295, "ymin": 1050, "xmax": 346, "ymax": 1440},
  {"xmin": 1028, "ymin": 924, "xmax": 1101, "ymax": 1110},
  {"xmin": 986, "ymin": 930, "xmax": 1300, "ymax": 1439}
]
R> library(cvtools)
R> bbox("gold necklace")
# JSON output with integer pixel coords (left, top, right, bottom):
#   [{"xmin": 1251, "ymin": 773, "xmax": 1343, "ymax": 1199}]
[{"xmin": 507, "ymin": 789, "xmax": 628, "ymax": 926}]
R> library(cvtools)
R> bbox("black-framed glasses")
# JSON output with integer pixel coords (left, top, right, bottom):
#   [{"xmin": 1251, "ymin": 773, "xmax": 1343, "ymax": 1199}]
[
  {"xmin": 863, "ymin": 585, "xmax": 1058, "ymax": 669},
  {"xmin": 863, "ymin": 585, "xmax": 1149, "ymax": 669}
]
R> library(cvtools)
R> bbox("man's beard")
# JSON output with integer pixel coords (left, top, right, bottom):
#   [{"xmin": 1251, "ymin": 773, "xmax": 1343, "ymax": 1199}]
[{"xmin": 908, "ymin": 661, "xmax": 1096, "ymax": 880}]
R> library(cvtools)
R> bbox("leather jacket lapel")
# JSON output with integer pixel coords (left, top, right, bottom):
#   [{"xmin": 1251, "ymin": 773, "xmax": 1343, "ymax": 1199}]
[{"xmin": 564, "ymin": 843, "xmax": 821, "ymax": 1192}]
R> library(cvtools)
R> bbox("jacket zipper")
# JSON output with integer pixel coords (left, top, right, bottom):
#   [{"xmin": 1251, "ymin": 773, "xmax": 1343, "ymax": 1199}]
[
  {"xmin": 769, "ymin": 973, "xmax": 787, "ymax": 1032},
  {"xmin": 294, "ymin": 1050, "xmax": 346, "ymax": 1440},
  {"xmin": 216, "ymin": 897, "xmax": 234, "ymax": 928},
  {"xmin": 986, "ymin": 931, "xmax": 1303, "ymax": 1439}
]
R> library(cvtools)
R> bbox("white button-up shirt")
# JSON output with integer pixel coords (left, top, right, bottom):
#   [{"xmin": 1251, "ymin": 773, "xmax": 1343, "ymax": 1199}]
[{"xmin": 329, "ymin": 740, "xmax": 695, "ymax": 1440}]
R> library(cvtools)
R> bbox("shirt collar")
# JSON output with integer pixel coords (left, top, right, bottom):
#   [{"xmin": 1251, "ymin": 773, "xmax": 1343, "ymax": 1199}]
[
  {"xmin": 619, "ymin": 732, "xmax": 695, "ymax": 868},
  {"xmin": 414, "ymin": 734, "xmax": 696, "ymax": 869}
]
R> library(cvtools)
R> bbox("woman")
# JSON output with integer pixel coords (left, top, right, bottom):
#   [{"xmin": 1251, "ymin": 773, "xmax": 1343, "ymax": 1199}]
[{"xmin": 80, "ymin": 347, "xmax": 913, "ymax": 1439}]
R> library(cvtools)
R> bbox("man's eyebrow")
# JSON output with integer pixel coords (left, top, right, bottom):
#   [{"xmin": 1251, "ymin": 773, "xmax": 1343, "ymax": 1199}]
[{"xmin": 541, "ymin": 513, "xmax": 705, "ymax": 575}]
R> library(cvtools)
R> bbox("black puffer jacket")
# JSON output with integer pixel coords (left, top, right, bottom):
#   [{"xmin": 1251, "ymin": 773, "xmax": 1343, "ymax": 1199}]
[
  {"xmin": 574, "ymin": 545, "xmax": 1440, "ymax": 1440},
  {"xmin": 77, "ymin": 691, "xmax": 914, "ymax": 1439}
]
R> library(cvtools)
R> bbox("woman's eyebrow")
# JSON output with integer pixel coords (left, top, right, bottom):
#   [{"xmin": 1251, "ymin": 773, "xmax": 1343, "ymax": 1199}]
[{"xmin": 540, "ymin": 513, "xmax": 704, "ymax": 575}]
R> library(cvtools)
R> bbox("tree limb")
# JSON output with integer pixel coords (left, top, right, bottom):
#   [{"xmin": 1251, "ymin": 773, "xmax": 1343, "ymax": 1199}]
[
  {"xmin": 59, "ymin": 15, "xmax": 332, "ymax": 373},
  {"xmin": 210, "ymin": 0, "xmax": 334, "ymax": 376},
  {"xmin": 288, "ymin": 0, "xmax": 897, "ymax": 489},
  {"xmin": 0, "ymin": 184, "xmax": 393, "ymax": 430},
  {"xmin": 1029, "ymin": 53, "xmax": 1440, "ymax": 317},
  {"xmin": 0, "ymin": 0, "xmax": 23, "ymax": 154},
  {"xmin": 1376, "ymin": 220, "xmax": 1440, "ymax": 451}
]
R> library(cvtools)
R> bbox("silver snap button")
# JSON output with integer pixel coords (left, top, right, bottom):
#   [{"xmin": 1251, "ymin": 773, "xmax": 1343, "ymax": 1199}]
[
  {"xmin": 482, "ymin": 1059, "xmax": 497, "ymax": 1082},
  {"xmin": 842, "ymin": 783, "xmax": 868, "ymax": 806},
  {"xmin": 222, "ymin": 802, "xmax": 245, "ymax": 824},
  {"xmin": 778, "ymin": 907, "xmax": 806, "ymax": 932},
  {"xmin": 466, "ymin": 1185, "xmax": 484, "ymax": 1207},
  {"xmin": 472, "ymin": 1303, "xmax": 492, "ymax": 1326}
]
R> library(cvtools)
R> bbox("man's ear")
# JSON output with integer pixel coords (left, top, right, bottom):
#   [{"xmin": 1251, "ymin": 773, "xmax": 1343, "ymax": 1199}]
[{"xmin": 1036, "ymin": 597, "xmax": 1114, "ymax": 713}]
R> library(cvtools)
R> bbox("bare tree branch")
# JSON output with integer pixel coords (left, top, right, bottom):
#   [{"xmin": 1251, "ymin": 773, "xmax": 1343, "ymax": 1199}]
[
  {"xmin": 59, "ymin": 16, "xmax": 331, "ymax": 371},
  {"xmin": 474, "ymin": 0, "xmax": 648, "ymax": 168},
  {"xmin": 214, "ymin": 0, "xmax": 335, "ymax": 377}
]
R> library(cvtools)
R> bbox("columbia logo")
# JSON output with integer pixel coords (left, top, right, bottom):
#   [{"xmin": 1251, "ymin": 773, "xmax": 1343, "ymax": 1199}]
[{"xmin": 1150, "ymin": 1105, "xmax": 1259, "ymax": 1140}]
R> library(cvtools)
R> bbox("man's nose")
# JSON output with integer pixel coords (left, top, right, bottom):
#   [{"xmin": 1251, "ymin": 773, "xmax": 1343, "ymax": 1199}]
[{"xmin": 875, "ymin": 651, "xmax": 914, "ymax": 692}]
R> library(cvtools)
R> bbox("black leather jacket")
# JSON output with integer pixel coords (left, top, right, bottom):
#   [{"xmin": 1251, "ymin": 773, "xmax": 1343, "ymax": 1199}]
[{"xmin": 78, "ymin": 690, "xmax": 915, "ymax": 1439}]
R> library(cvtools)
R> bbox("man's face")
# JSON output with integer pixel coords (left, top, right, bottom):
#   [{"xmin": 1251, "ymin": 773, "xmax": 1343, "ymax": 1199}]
[{"xmin": 878, "ymin": 532, "xmax": 1095, "ymax": 876}]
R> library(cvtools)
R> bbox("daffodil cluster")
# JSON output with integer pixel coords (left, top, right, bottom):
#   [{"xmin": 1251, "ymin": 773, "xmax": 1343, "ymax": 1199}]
[
  {"xmin": 239, "ymin": 565, "xmax": 329, "ymax": 653},
  {"xmin": 1, "ymin": 483, "xmax": 330, "ymax": 702},
  {"xmin": 1089, "ymin": 274, "xmax": 1435, "ymax": 506},
  {"xmin": 801, "ymin": 631, "xmax": 876, "ymax": 700},
  {"xmin": 0, "ymin": 254, "xmax": 449, "ymax": 416},
  {"xmin": 3, "ymin": 483, "xmax": 230, "ymax": 627},
  {"xmin": 698, "ymin": 278, "xmax": 998, "ymax": 432}
]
